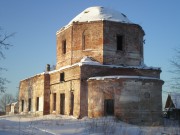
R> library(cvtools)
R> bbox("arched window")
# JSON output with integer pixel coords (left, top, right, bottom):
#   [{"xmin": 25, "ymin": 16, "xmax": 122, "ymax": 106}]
[{"xmin": 82, "ymin": 30, "xmax": 91, "ymax": 50}]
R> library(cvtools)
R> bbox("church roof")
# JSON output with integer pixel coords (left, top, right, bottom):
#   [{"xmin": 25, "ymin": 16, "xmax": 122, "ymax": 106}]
[
  {"xmin": 165, "ymin": 93, "xmax": 180, "ymax": 109},
  {"xmin": 169, "ymin": 93, "xmax": 180, "ymax": 109},
  {"xmin": 68, "ymin": 6, "xmax": 132, "ymax": 25}
]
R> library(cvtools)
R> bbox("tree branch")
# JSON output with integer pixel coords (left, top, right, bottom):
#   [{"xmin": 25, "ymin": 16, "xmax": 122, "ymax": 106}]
[
  {"xmin": 169, "ymin": 47, "xmax": 180, "ymax": 91},
  {"xmin": 0, "ymin": 32, "xmax": 15, "ymax": 59}
]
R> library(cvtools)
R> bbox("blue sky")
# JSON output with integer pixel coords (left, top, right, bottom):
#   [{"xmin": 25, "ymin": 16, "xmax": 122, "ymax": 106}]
[{"xmin": 0, "ymin": 0, "xmax": 180, "ymax": 105}]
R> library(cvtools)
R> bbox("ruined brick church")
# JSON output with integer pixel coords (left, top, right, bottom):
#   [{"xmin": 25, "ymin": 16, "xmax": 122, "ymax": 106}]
[{"xmin": 19, "ymin": 6, "xmax": 163, "ymax": 125}]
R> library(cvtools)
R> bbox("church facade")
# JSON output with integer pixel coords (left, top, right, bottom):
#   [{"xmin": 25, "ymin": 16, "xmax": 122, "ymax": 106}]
[{"xmin": 19, "ymin": 6, "xmax": 163, "ymax": 125}]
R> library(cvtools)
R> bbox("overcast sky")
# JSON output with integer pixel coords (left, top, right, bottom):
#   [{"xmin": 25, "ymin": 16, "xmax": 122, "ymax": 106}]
[{"xmin": 1, "ymin": 0, "xmax": 180, "ymax": 105}]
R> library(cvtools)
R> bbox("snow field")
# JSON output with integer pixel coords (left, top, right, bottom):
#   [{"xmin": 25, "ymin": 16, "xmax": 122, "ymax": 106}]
[{"xmin": 0, "ymin": 115, "xmax": 180, "ymax": 135}]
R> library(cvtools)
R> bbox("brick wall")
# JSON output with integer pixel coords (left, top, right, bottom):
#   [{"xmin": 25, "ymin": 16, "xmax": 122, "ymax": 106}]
[
  {"xmin": 56, "ymin": 21, "xmax": 144, "ymax": 69},
  {"xmin": 49, "ymin": 65, "xmax": 81, "ymax": 118},
  {"xmin": 103, "ymin": 21, "xmax": 144, "ymax": 66},
  {"xmin": 19, "ymin": 74, "xmax": 47, "ymax": 115},
  {"xmin": 56, "ymin": 22, "xmax": 104, "ymax": 69},
  {"xmin": 88, "ymin": 77, "xmax": 163, "ymax": 125}
]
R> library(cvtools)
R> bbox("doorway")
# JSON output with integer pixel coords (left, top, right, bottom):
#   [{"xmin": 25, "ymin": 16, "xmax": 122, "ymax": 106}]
[
  {"xmin": 60, "ymin": 94, "xmax": 65, "ymax": 115},
  {"xmin": 104, "ymin": 99, "xmax": 114, "ymax": 115},
  {"xmin": 53, "ymin": 93, "xmax": 56, "ymax": 111},
  {"xmin": 21, "ymin": 100, "xmax": 24, "ymax": 112},
  {"xmin": 28, "ymin": 98, "xmax": 31, "ymax": 111},
  {"xmin": 70, "ymin": 92, "xmax": 74, "ymax": 115}
]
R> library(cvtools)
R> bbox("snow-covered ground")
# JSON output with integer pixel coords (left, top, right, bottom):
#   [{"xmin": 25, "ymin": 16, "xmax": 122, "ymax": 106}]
[{"xmin": 0, "ymin": 114, "xmax": 179, "ymax": 135}]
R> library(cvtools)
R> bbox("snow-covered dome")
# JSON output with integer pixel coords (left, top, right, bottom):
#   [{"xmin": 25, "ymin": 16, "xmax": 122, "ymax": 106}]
[
  {"xmin": 68, "ymin": 6, "xmax": 132, "ymax": 25},
  {"xmin": 57, "ymin": 6, "xmax": 133, "ymax": 33}
]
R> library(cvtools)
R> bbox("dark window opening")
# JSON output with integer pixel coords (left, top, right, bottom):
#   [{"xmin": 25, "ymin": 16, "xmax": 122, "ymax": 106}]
[
  {"xmin": 60, "ymin": 93, "xmax": 65, "ymax": 115},
  {"xmin": 36, "ymin": 97, "xmax": 39, "ymax": 111},
  {"xmin": 104, "ymin": 99, "xmax": 114, "ymax": 116},
  {"xmin": 62, "ymin": 40, "xmax": 66, "ymax": 54},
  {"xmin": 53, "ymin": 93, "xmax": 56, "ymax": 111},
  {"xmin": 28, "ymin": 98, "xmax": 31, "ymax": 111},
  {"xmin": 117, "ymin": 35, "xmax": 123, "ymax": 51},
  {"xmin": 60, "ymin": 72, "xmax": 65, "ymax": 82},
  {"xmin": 70, "ymin": 92, "xmax": 74, "ymax": 115},
  {"xmin": 82, "ymin": 35, "xmax": 85, "ymax": 50},
  {"xmin": 21, "ymin": 100, "xmax": 24, "ymax": 112}
]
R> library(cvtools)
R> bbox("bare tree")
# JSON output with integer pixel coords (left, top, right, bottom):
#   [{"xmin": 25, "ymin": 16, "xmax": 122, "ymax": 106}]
[
  {"xmin": 0, "ymin": 27, "xmax": 14, "ymax": 93},
  {"xmin": 15, "ymin": 89, "xmax": 19, "ymax": 101},
  {"xmin": 170, "ymin": 48, "xmax": 180, "ymax": 91},
  {"xmin": 0, "ymin": 93, "xmax": 15, "ymax": 112}
]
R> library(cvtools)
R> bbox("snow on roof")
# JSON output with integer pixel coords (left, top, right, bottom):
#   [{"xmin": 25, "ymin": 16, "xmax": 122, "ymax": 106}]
[
  {"xmin": 68, "ymin": 6, "xmax": 132, "ymax": 24},
  {"xmin": 169, "ymin": 93, "xmax": 180, "ymax": 109},
  {"xmin": 21, "ymin": 56, "xmax": 160, "ymax": 80},
  {"xmin": 20, "ymin": 72, "xmax": 46, "ymax": 82},
  {"xmin": 57, "ymin": 6, "xmax": 132, "ymax": 33},
  {"xmin": 79, "ymin": 56, "xmax": 101, "ymax": 66},
  {"xmin": 88, "ymin": 75, "xmax": 160, "ymax": 81},
  {"xmin": 49, "ymin": 56, "xmax": 101, "ymax": 74},
  {"xmin": 49, "ymin": 56, "xmax": 160, "ymax": 74}
]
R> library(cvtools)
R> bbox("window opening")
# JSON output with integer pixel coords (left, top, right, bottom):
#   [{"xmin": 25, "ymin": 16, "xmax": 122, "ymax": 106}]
[
  {"xmin": 82, "ymin": 30, "xmax": 91, "ymax": 50},
  {"xmin": 21, "ymin": 100, "xmax": 24, "ymax": 112},
  {"xmin": 82, "ymin": 35, "xmax": 85, "ymax": 50},
  {"xmin": 117, "ymin": 35, "xmax": 123, "ymax": 51},
  {"xmin": 62, "ymin": 40, "xmax": 66, "ymax": 54},
  {"xmin": 104, "ymin": 99, "xmax": 114, "ymax": 115},
  {"xmin": 28, "ymin": 98, "xmax": 31, "ymax": 111},
  {"xmin": 36, "ymin": 97, "xmax": 39, "ymax": 111},
  {"xmin": 60, "ymin": 72, "xmax": 65, "ymax": 82},
  {"xmin": 53, "ymin": 93, "xmax": 56, "ymax": 111},
  {"xmin": 70, "ymin": 92, "xmax": 74, "ymax": 115},
  {"xmin": 60, "ymin": 93, "xmax": 65, "ymax": 115}
]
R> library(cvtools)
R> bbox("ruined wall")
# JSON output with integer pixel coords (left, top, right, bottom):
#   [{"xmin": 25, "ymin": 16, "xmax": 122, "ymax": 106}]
[
  {"xmin": 103, "ymin": 21, "xmax": 144, "ymax": 66},
  {"xmin": 11, "ymin": 103, "xmax": 19, "ymax": 114},
  {"xmin": 88, "ymin": 78, "xmax": 163, "ymax": 125},
  {"xmin": 6, "ymin": 104, "xmax": 11, "ymax": 115},
  {"xmin": 49, "ymin": 65, "xmax": 81, "ymax": 118},
  {"xmin": 56, "ymin": 22, "xmax": 104, "ymax": 69},
  {"xmin": 19, "ymin": 74, "xmax": 47, "ymax": 115},
  {"xmin": 6, "ymin": 103, "xmax": 19, "ymax": 115}
]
